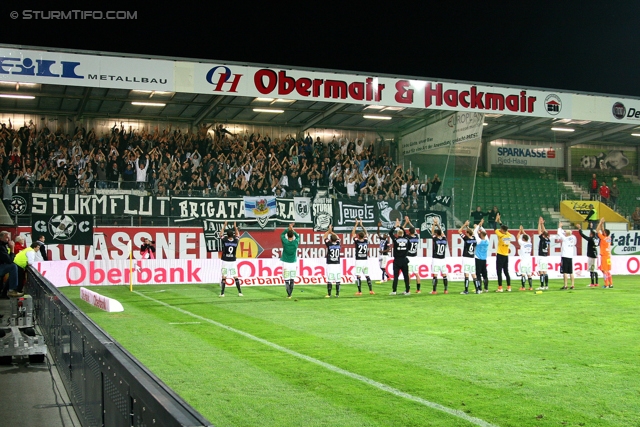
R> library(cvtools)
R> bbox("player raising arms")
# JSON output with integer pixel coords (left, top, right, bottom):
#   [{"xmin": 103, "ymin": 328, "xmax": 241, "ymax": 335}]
[
  {"xmin": 576, "ymin": 222, "xmax": 599, "ymax": 287},
  {"xmin": 458, "ymin": 220, "xmax": 478, "ymax": 294},
  {"xmin": 219, "ymin": 221, "xmax": 243, "ymax": 297},
  {"xmin": 403, "ymin": 216, "xmax": 422, "ymax": 293},
  {"xmin": 537, "ymin": 217, "xmax": 550, "ymax": 290},
  {"xmin": 352, "ymin": 218, "xmax": 374, "ymax": 295},
  {"xmin": 431, "ymin": 218, "xmax": 449, "ymax": 294},
  {"xmin": 473, "ymin": 219, "xmax": 489, "ymax": 293},
  {"xmin": 281, "ymin": 223, "xmax": 300, "ymax": 299},
  {"xmin": 596, "ymin": 218, "xmax": 613, "ymax": 288},
  {"xmin": 517, "ymin": 225, "xmax": 534, "ymax": 291},
  {"xmin": 323, "ymin": 225, "xmax": 342, "ymax": 298},
  {"xmin": 376, "ymin": 222, "xmax": 392, "ymax": 284}
]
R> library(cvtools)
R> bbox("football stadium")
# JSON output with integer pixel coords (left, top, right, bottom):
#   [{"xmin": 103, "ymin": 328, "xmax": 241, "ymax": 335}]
[{"xmin": 1, "ymin": 43, "xmax": 640, "ymax": 427}]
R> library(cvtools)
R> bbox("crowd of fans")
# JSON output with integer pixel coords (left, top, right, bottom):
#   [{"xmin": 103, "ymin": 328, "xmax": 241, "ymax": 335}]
[{"xmin": 0, "ymin": 119, "xmax": 442, "ymax": 208}]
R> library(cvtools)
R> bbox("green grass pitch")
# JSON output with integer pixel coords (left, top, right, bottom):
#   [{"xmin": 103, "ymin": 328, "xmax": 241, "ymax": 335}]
[{"xmin": 61, "ymin": 277, "xmax": 640, "ymax": 427}]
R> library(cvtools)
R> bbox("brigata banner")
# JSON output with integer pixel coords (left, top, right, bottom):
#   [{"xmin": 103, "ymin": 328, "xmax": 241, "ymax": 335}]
[
  {"xmin": 24, "ymin": 193, "xmax": 304, "ymax": 227},
  {"xmin": 36, "ymin": 255, "xmax": 640, "ymax": 288}
]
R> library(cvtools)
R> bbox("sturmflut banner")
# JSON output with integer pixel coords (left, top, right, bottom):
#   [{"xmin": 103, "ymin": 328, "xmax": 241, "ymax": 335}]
[{"xmin": 24, "ymin": 193, "xmax": 307, "ymax": 227}]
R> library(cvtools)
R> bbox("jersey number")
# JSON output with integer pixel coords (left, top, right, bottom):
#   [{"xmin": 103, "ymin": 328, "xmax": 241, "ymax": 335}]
[
  {"xmin": 436, "ymin": 244, "xmax": 445, "ymax": 256},
  {"xmin": 357, "ymin": 245, "xmax": 368, "ymax": 255},
  {"xmin": 329, "ymin": 248, "xmax": 340, "ymax": 259},
  {"xmin": 467, "ymin": 243, "xmax": 475, "ymax": 255},
  {"xmin": 410, "ymin": 242, "xmax": 417, "ymax": 253}
]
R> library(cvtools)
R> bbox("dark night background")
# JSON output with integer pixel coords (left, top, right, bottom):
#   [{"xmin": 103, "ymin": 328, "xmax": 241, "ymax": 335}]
[{"xmin": 2, "ymin": 2, "xmax": 639, "ymax": 97}]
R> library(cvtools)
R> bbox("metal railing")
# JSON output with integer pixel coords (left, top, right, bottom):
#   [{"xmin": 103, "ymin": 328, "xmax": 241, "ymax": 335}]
[{"xmin": 27, "ymin": 267, "xmax": 214, "ymax": 427}]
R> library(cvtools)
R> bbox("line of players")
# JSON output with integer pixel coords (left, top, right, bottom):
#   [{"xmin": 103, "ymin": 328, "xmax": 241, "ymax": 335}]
[{"xmin": 215, "ymin": 215, "xmax": 613, "ymax": 298}]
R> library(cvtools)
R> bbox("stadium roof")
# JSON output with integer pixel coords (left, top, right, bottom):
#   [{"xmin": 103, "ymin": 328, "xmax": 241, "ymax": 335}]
[{"xmin": 0, "ymin": 44, "xmax": 639, "ymax": 147}]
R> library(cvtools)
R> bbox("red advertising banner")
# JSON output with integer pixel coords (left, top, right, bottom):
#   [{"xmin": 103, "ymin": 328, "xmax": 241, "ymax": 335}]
[{"xmin": 4, "ymin": 226, "xmax": 585, "ymax": 261}]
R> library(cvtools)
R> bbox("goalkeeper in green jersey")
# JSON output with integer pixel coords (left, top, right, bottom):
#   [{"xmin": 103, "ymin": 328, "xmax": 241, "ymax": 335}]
[{"xmin": 281, "ymin": 223, "xmax": 300, "ymax": 298}]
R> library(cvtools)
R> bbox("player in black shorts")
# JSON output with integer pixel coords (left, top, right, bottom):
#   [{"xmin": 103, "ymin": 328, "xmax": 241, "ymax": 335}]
[
  {"xmin": 376, "ymin": 222, "xmax": 392, "ymax": 283},
  {"xmin": 536, "ymin": 217, "xmax": 550, "ymax": 290},
  {"xmin": 323, "ymin": 225, "xmax": 342, "ymax": 298},
  {"xmin": 402, "ymin": 216, "xmax": 422, "ymax": 293},
  {"xmin": 390, "ymin": 218, "xmax": 411, "ymax": 295},
  {"xmin": 219, "ymin": 221, "xmax": 243, "ymax": 297},
  {"xmin": 458, "ymin": 220, "xmax": 479, "ymax": 294},
  {"xmin": 431, "ymin": 218, "xmax": 449, "ymax": 294},
  {"xmin": 352, "ymin": 218, "xmax": 374, "ymax": 295}
]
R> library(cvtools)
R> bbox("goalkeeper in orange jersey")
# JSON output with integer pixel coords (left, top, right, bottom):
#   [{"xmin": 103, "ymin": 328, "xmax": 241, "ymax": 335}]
[{"xmin": 596, "ymin": 218, "xmax": 613, "ymax": 288}]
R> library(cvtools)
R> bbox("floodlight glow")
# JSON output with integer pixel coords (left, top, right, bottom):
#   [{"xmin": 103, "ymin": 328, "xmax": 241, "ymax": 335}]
[
  {"xmin": 253, "ymin": 108, "xmax": 284, "ymax": 113},
  {"xmin": 131, "ymin": 102, "xmax": 166, "ymax": 107},
  {"xmin": 551, "ymin": 127, "xmax": 575, "ymax": 132},
  {"xmin": 363, "ymin": 115, "xmax": 392, "ymax": 120},
  {"xmin": 0, "ymin": 94, "xmax": 35, "ymax": 99}
]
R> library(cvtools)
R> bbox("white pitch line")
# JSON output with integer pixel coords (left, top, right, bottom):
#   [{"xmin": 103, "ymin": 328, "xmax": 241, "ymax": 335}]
[
  {"xmin": 134, "ymin": 291, "xmax": 498, "ymax": 427},
  {"xmin": 168, "ymin": 322, "xmax": 201, "ymax": 325}
]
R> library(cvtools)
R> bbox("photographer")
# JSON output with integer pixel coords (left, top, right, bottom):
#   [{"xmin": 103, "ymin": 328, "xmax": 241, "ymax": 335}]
[{"xmin": 140, "ymin": 238, "xmax": 156, "ymax": 259}]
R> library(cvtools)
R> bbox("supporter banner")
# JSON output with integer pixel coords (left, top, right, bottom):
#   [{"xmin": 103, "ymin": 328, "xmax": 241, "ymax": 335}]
[
  {"xmin": 571, "ymin": 146, "xmax": 636, "ymax": 171},
  {"xmin": 28, "ymin": 193, "xmax": 169, "ymax": 217},
  {"xmin": 312, "ymin": 195, "xmax": 333, "ymax": 231},
  {"xmin": 489, "ymin": 141, "xmax": 564, "ymax": 168},
  {"xmin": 37, "ymin": 255, "xmax": 640, "ymax": 288},
  {"xmin": 293, "ymin": 197, "xmax": 313, "ymax": 224},
  {"xmin": 431, "ymin": 195, "xmax": 452, "ymax": 208},
  {"xmin": 332, "ymin": 198, "xmax": 405, "ymax": 232},
  {"xmin": 400, "ymin": 112, "xmax": 484, "ymax": 157},
  {"xmin": 7, "ymin": 194, "xmax": 29, "ymax": 216},
  {"xmin": 24, "ymin": 193, "xmax": 304, "ymax": 226},
  {"xmin": 419, "ymin": 211, "xmax": 448, "ymax": 238},
  {"xmin": 171, "ymin": 196, "xmax": 297, "ymax": 226},
  {"xmin": 202, "ymin": 219, "xmax": 223, "ymax": 252},
  {"xmin": 32, "ymin": 214, "xmax": 93, "ymax": 245},
  {"xmin": 244, "ymin": 196, "xmax": 277, "ymax": 218}
]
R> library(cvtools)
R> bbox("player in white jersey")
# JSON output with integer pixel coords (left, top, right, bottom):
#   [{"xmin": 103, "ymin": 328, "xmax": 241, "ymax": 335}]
[
  {"xmin": 556, "ymin": 222, "xmax": 577, "ymax": 290},
  {"xmin": 517, "ymin": 225, "xmax": 534, "ymax": 291}
]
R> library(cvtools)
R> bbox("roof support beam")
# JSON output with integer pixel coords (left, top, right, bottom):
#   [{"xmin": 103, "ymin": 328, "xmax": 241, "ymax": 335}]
[
  {"xmin": 567, "ymin": 124, "xmax": 637, "ymax": 146},
  {"xmin": 192, "ymin": 96, "xmax": 225, "ymax": 126},
  {"xmin": 75, "ymin": 87, "xmax": 91, "ymax": 119},
  {"xmin": 483, "ymin": 117, "xmax": 551, "ymax": 141},
  {"xmin": 399, "ymin": 111, "xmax": 453, "ymax": 137},
  {"xmin": 300, "ymin": 103, "xmax": 345, "ymax": 132}
]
